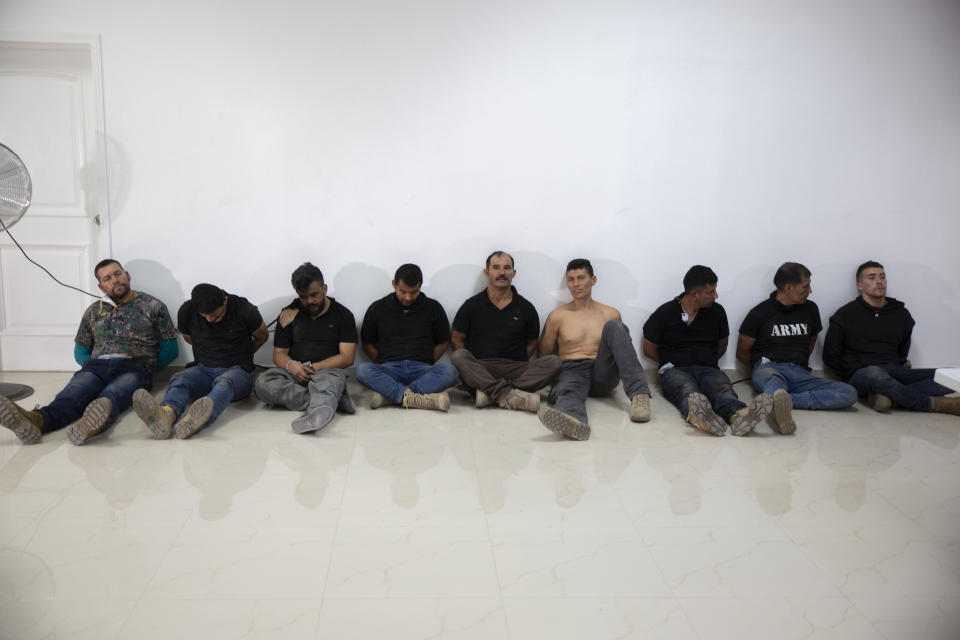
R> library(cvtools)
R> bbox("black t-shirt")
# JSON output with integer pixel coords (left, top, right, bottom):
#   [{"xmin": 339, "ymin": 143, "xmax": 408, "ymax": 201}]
[
  {"xmin": 178, "ymin": 294, "xmax": 264, "ymax": 371},
  {"xmin": 360, "ymin": 292, "xmax": 449, "ymax": 364},
  {"xmin": 452, "ymin": 286, "xmax": 539, "ymax": 361},
  {"xmin": 642, "ymin": 296, "xmax": 729, "ymax": 368},
  {"xmin": 273, "ymin": 297, "xmax": 357, "ymax": 363},
  {"xmin": 739, "ymin": 292, "xmax": 822, "ymax": 369}
]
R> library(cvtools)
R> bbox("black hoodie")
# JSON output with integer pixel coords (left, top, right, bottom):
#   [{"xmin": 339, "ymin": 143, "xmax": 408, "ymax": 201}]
[{"xmin": 822, "ymin": 296, "xmax": 914, "ymax": 379}]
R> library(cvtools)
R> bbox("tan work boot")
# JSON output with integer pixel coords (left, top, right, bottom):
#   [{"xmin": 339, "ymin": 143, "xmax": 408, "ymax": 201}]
[
  {"xmin": 132, "ymin": 388, "xmax": 176, "ymax": 439},
  {"xmin": 370, "ymin": 391, "xmax": 390, "ymax": 409},
  {"xmin": 770, "ymin": 389, "xmax": 796, "ymax": 435},
  {"xmin": 67, "ymin": 397, "xmax": 113, "ymax": 445},
  {"xmin": 685, "ymin": 392, "xmax": 725, "ymax": 436},
  {"xmin": 730, "ymin": 393, "xmax": 773, "ymax": 437},
  {"xmin": 538, "ymin": 407, "xmax": 591, "ymax": 440},
  {"xmin": 174, "ymin": 397, "xmax": 214, "ymax": 439},
  {"xmin": 630, "ymin": 394, "xmax": 651, "ymax": 422},
  {"xmin": 0, "ymin": 395, "xmax": 44, "ymax": 445},
  {"xmin": 932, "ymin": 396, "xmax": 960, "ymax": 416},
  {"xmin": 475, "ymin": 389, "xmax": 494, "ymax": 408},
  {"xmin": 401, "ymin": 389, "xmax": 450, "ymax": 411},
  {"xmin": 498, "ymin": 389, "xmax": 539, "ymax": 413},
  {"xmin": 868, "ymin": 393, "xmax": 893, "ymax": 412}
]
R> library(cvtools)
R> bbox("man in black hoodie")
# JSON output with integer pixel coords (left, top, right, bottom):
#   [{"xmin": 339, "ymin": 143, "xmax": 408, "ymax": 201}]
[
  {"xmin": 823, "ymin": 260, "xmax": 959, "ymax": 415},
  {"xmin": 737, "ymin": 262, "xmax": 857, "ymax": 435}
]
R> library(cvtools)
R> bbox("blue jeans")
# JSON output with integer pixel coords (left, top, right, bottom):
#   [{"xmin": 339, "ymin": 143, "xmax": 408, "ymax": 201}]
[
  {"xmin": 39, "ymin": 359, "xmax": 152, "ymax": 433},
  {"xmin": 356, "ymin": 360, "xmax": 459, "ymax": 404},
  {"xmin": 847, "ymin": 364, "xmax": 954, "ymax": 412},
  {"xmin": 752, "ymin": 361, "xmax": 857, "ymax": 410},
  {"xmin": 660, "ymin": 365, "xmax": 744, "ymax": 422},
  {"xmin": 163, "ymin": 365, "xmax": 254, "ymax": 426}
]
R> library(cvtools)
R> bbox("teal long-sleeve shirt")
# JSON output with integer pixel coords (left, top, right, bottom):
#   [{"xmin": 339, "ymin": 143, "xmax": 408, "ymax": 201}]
[{"xmin": 74, "ymin": 338, "xmax": 179, "ymax": 371}]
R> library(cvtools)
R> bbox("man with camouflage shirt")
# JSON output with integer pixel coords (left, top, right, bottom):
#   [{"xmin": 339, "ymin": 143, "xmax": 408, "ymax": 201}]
[{"xmin": 0, "ymin": 259, "xmax": 178, "ymax": 445}]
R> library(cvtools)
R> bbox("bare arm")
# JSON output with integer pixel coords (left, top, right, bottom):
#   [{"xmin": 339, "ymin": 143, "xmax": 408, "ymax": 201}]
[
  {"xmin": 642, "ymin": 338, "xmax": 659, "ymax": 363},
  {"xmin": 272, "ymin": 346, "xmax": 310, "ymax": 383},
  {"xmin": 526, "ymin": 337, "xmax": 538, "ymax": 358},
  {"xmin": 251, "ymin": 322, "xmax": 269, "ymax": 352},
  {"xmin": 362, "ymin": 342, "xmax": 379, "ymax": 363},
  {"xmin": 433, "ymin": 341, "xmax": 449, "ymax": 363},
  {"xmin": 538, "ymin": 311, "xmax": 560, "ymax": 357},
  {"xmin": 808, "ymin": 335, "xmax": 817, "ymax": 355},
  {"xmin": 717, "ymin": 336, "xmax": 728, "ymax": 358},
  {"xmin": 181, "ymin": 333, "xmax": 194, "ymax": 346},
  {"xmin": 312, "ymin": 342, "xmax": 356, "ymax": 371},
  {"xmin": 736, "ymin": 334, "xmax": 754, "ymax": 366},
  {"xmin": 450, "ymin": 330, "xmax": 467, "ymax": 351}
]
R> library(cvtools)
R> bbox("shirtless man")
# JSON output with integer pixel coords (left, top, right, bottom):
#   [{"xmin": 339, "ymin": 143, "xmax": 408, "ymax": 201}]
[{"xmin": 537, "ymin": 258, "xmax": 651, "ymax": 440}]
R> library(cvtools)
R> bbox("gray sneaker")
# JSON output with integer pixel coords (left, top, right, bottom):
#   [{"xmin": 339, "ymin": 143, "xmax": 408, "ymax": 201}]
[
  {"xmin": 685, "ymin": 392, "xmax": 726, "ymax": 436},
  {"xmin": 174, "ymin": 397, "xmax": 214, "ymax": 439},
  {"xmin": 538, "ymin": 407, "xmax": 591, "ymax": 440},
  {"xmin": 730, "ymin": 393, "xmax": 774, "ymax": 437},
  {"xmin": 0, "ymin": 395, "xmax": 43, "ymax": 445},
  {"xmin": 67, "ymin": 397, "xmax": 113, "ymax": 445},
  {"xmin": 497, "ymin": 389, "xmax": 539, "ymax": 413},
  {"xmin": 291, "ymin": 405, "xmax": 336, "ymax": 434},
  {"xmin": 770, "ymin": 389, "xmax": 796, "ymax": 435}
]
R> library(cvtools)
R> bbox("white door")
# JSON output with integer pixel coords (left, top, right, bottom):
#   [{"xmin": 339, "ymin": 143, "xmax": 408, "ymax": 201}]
[{"xmin": 0, "ymin": 39, "xmax": 109, "ymax": 371}]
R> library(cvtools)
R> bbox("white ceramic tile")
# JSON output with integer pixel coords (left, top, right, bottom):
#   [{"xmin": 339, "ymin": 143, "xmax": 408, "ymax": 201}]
[
  {"xmin": 324, "ymin": 526, "xmax": 499, "ymax": 598},
  {"xmin": 850, "ymin": 596, "xmax": 960, "ymax": 640},
  {"xmin": 119, "ymin": 599, "xmax": 321, "ymax": 640},
  {"xmin": 502, "ymin": 598, "xmax": 699, "ymax": 640},
  {"xmin": 316, "ymin": 598, "xmax": 508, "ymax": 639},
  {"xmin": 491, "ymin": 527, "xmax": 670, "ymax": 597},
  {"xmin": 0, "ymin": 599, "xmax": 135, "ymax": 640}
]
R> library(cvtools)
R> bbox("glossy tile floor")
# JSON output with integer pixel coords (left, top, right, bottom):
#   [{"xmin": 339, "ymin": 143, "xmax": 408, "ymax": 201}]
[{"xmin": 1, "ymin": 370, "xmax": 959, "ymax": 640}]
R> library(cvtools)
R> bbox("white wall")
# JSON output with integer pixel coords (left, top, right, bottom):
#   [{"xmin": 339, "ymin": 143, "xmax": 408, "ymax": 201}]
[{"xmin": 3, "ymin": 0, "xmax": 959, "ymax": 371}]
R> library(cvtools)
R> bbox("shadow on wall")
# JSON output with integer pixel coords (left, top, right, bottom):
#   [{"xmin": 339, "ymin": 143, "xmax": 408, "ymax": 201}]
[
  {"xmin": 103, "ymin": 134, "xmax": 133, "ymax": 223},
  {"xmin": 253, "ymin": 295, "xmax": 296, "ymax": 368}
]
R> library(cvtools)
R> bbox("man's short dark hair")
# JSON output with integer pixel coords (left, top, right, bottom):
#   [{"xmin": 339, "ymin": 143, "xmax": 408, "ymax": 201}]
[
  {"xmin": 683, "ymin": 265, "xmax": 718, "ymax": 293},
  {"xmin": 773, "ymin": 262, "xmax": 811, "ymax": 290},
  {"xmin": 94, "ymin": 259, "xmax": 122, "ymax": 281},
  {"xmin": 394, "ymin": 263, "xmax": 423, "ymax": 287},
  {"xmin": 291, "ymin": 262, "xmax": 324, "ymax": 293},
  {"xmin": 485, "ymin": 251, "xmax": 515, "ymax": 269},
  {"xmin": 565, "ymin": 258, "xmax": 593, "ymax": 277},
  {"xmin": 191, "ymin": 283, "xmax": 226, "ymax": 314},
  {"xmin": 856, "ymin": 260, "xmax": 884, "ymax": 282}
]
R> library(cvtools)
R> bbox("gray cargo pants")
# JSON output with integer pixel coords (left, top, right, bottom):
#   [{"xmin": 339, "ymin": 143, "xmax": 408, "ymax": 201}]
[{"xmin": 255, "ymin": 367, "xmax": 356, "ymax": 414}]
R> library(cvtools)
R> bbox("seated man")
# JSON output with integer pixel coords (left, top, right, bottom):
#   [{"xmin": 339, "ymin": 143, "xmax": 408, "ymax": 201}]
[
  {"xmin": 0, "ymin": 259, "xmax": 177, "ymax": 445},
  {"xmin": 356, "ymin": 263, "xmax": 459, "ymax": 411},
  {"xmin": 255, "ymin": 262, "xmax": 358, "ymax": 433},
  {"xmin": 643, "ymin": 265, "xmax": 771, "ymax": 437},
  {"xmin": 537, "ymin": 258, "xmax": 651, "ymax": 440},
  {"xmin": 823, "ymin": 260, "xmax": 958, "ymax": 415},
  {"xmin": 450, "ymin": 250, "xmax": 561, "ymax": 412},
  {"xmin": 737, "ymin": 262, "xmax": 857, "ymax": 434},
  {"xmin": 132, "ymin": 283, "xmax": 268, "ymax": 439}
]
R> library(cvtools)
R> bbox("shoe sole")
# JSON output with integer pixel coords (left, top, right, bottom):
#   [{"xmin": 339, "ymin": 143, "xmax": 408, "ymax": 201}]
[
  {"xmin": 67, "ymin": 398, "xmax": 112, "ymax": 446},
  {"xmin": 771, "ymin": 390, "xmax": 796, "ymax": 435},
  {"xmin": 538, "ymin": 407, "xmax": 591, "ymax": 440},
  {"xmin": 292, "ymin": 406, "xmax": 336, "ymax": 434},
  {"xmin": 0, "ymin": 396, "xmax": 42, "ymax": 445},
  {"xmin": 687, "ymin": 393, "xmax": 726, "ymax": 436},
  {"xmin": 731, "ymin": 393, "xmax": 774, "ymax": 437},
  {"xmin": 174, "ymin": 397, "xmax": 213, "ymax": 439},
  {"xmin": 403, "ymin": 393, "xmax": 450, "ymax": 411},
  {"xmin": 132, "ymin": 389, "xmax": 172, "ymax": 440}
]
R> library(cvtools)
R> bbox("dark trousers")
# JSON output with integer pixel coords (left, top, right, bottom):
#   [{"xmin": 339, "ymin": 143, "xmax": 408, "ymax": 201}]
[
  {"xmin": 661, "ymin": 365, "xmax": 744, "ymax": 422},
  {"xmin": 451, "ymin": 349, "xmax": 561, "ymax": 402},
  {"xmin": 847, "ymin": 364, "xmax": 954, "ymax": 412},
  {"xmin": 39, "ymin": 359, "xmax": 152, "ymax": 432},
  {"xmin": 547, "ymin": 321, "xmax": 650, "ymax": 424}
]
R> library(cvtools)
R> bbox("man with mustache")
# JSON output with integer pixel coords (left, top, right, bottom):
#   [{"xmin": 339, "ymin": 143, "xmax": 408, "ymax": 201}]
[
  {"xmin": 357, "ymin": 263, "xmax": 458, "ymax": 411},
  {"xmin": 450, "ymin": 251, "xmax": 561, "ymax": 413},
  {"xmin": 131, "ymin": 283, "xmax": 268, "ymax": 439},
  {"xmin": 537, "ymin": 258, "xmax": 651, "ymax": 440},
  {"xmin": 823, "ymin": 260, "xmax": 959, "ymax": 415},
  {"xmin": 0, "ymin": 259, "xmax": 178, "ymax": 445},
  {"xmin": 255, "ymin": 262, "xmax": 358, "ymax": 433}
]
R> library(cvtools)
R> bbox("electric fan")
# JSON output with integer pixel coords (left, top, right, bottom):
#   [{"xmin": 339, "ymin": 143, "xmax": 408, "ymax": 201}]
[{"xmin": 0, "ymin": 143, "xmax": 35, "ymax": 400}]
